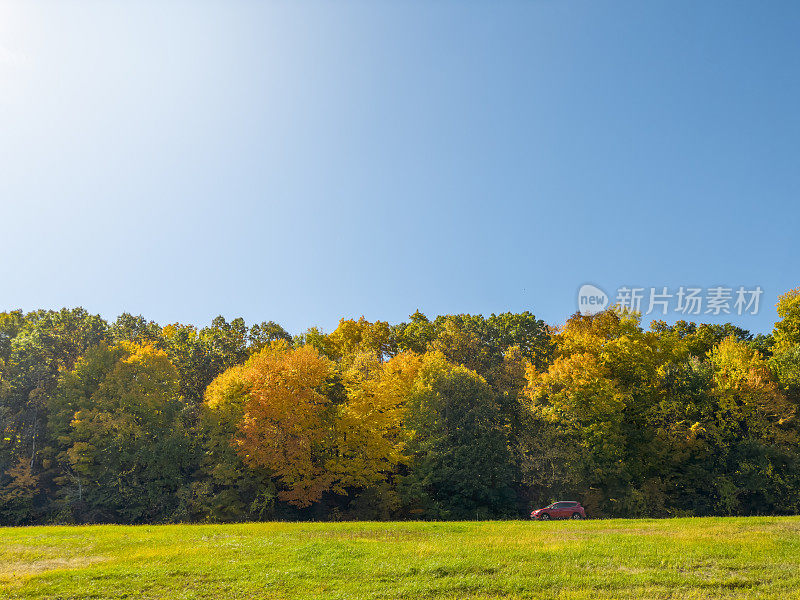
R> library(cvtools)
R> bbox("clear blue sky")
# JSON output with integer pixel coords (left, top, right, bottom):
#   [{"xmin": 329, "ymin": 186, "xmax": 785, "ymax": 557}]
[{"xmin": 1, "ymin": 1, "xmax": 798, "ymax": 335}]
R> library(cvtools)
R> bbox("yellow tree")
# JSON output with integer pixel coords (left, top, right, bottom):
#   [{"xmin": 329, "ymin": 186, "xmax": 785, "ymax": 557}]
[
  {"xmin": 328, "ymin": 317, "xmax": 394, "ymax": 362},
  {"xmin": 0, "ymin": 457, "xmax": 39, "ymax": 524},
  {"xmin": 331, "ymin": 351, "xmax": 424, "ymax": 491},
  {"xmin": 708, "ymin": 337, "xmax": 795, "ymax": 442},
  {"xmin": 523, "ymin": 309, "xmax": 667, "ymax": 514},
  {"xmin": 774, "ymin": 288, "xmax": 800, "ymax": 351},
  {"xmin": 702, "ymin": 336, "xmax": 797, "ymax": 513},
  {"xmin": 526, "ymin": 352, "xmax": 627, "ymax": 474},
  {"xmin": 771, "ymin": 288, "xmax": 800, "ymax": 405},
  {"xmin": 229, "ymin": 341, "xmax": 334, "ymax": 508},
  {"xmin": 200, "ymin": 363, "xmax": 277, "ymax": 520},
  {"xmin": 205, "ymin": 342, "xmax": 426, "ymax": 509}
]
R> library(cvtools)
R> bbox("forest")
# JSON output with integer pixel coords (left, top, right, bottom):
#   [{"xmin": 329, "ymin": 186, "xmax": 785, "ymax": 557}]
[{"xmin": 1, "ymin": 288, "xmax": 799, "ymax": 524}]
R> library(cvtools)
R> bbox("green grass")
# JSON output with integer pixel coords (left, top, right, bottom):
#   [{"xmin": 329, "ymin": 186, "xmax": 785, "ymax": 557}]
[{"xmin": 2, "ymin": 517, "xmax": 800, "ymax": 599}]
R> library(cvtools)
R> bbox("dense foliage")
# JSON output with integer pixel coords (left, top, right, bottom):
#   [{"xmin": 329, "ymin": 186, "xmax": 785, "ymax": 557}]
[{"xmin": 1, "ymin": 290, "xmax": 799, "ymax": 523}]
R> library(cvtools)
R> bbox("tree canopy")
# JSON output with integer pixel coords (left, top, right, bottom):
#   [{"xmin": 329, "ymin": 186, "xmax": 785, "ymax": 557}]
[{"xmin": 2, "ymin": 294, "xmax": 800, "ymax": 524}]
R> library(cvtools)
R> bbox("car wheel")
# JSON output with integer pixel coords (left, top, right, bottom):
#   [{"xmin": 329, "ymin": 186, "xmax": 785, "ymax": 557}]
[
  {"xmin": 571, "ymin": 513, "xmax": 583, "ymax": 520},
  {"xmin": 539, "ymin": 513, "xmax": 551, "ymax": 521}
]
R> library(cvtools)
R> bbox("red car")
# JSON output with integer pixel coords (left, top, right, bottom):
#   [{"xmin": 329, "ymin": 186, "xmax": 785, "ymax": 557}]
[{"xmin": 530, "ymin": 501, "xmax": 585, "ymax": 520}]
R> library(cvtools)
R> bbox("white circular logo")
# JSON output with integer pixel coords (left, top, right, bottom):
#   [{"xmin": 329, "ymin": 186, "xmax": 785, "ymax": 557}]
[{"xmin": 577, "ymin": 284, "xmax": 609, "ymax": 315}]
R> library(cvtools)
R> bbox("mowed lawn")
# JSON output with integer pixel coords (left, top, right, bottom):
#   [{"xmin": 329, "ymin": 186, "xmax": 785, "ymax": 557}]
[{"xmin": 2, "ymin": 517, "xmax": 800, "ymax": 599}]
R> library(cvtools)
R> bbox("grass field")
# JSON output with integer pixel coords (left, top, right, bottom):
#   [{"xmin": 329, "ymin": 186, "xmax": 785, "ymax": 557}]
[{"xmin": 2, "ymin": 517, "xmax": 800, "ymax": 599}]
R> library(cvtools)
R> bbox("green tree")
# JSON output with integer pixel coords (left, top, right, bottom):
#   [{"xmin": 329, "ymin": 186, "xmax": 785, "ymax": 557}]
[
  {"xmin": 111, "ymin": 313, "xmax": 164, "ymax": 346},
  {"xmin": 49, "ymin": 343, "xmax": 193, "ymax": 523},
  {"xmin": 1, "ymin": 308, "xmax": 108, "ymax": 521},
  {"xmin": 161, "ymin": 316, "xmax": 252, "ymax": 407},
  {"xmin": 248, "ymin": 321, "xmax": 292, "ymax": 353},
  {"xmin": 402, "ymin": 354, "xmax": 515, "ymax": 518}
]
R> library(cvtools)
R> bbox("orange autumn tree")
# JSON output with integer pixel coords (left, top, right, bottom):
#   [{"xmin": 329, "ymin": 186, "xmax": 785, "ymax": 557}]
[
  {"xmin": 204, "ymin": 341, "xmax": 422, "ymax": 508},
  {"xmin": 232, "ymin": 341, "xmax": 334, "ymax": 507}
]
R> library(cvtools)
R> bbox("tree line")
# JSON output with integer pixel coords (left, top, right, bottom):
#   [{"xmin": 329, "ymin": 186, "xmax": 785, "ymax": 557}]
[{"xmin": 1, "ymin": 288, "xmax": 799, "ymax": 524}]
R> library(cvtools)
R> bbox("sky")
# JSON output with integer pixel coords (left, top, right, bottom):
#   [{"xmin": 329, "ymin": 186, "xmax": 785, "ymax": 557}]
[{"xmin": 1, "ymin": 1, "xmax": 798, "ymax": 335}]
